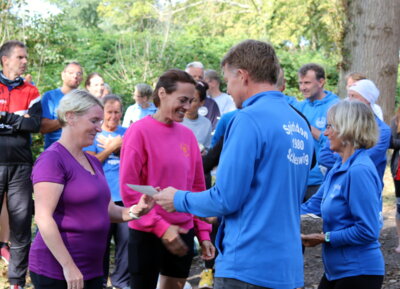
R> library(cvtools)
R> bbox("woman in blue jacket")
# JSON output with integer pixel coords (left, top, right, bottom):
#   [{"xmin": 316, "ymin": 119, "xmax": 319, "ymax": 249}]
[{"xmin": 301, "ymin": 100, "xmax": 384, "ymax": 289}]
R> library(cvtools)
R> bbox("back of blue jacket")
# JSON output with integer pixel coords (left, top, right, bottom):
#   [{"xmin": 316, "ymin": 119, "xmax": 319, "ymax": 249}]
[{"xmin": 175, "ymin": 91, "xmax": 314, "ymax": 288}]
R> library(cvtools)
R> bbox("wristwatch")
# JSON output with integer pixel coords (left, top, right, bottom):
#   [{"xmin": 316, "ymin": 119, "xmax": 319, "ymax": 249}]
[
  {"xmin": 325, "ymin": 232, "xmax": 331, "ymax": 243},
  {"xmin": 129, "ymin": 205, "xmax": 140, "ymax": 220}
]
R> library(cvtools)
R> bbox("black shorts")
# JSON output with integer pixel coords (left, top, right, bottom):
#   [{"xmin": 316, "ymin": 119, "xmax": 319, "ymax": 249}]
[
  {"xmin": 30, "ymin": 271, "xmax": 103, "ymax": 289},
  {"xmin": 318, "ymin": 274, "xmax": 383, "ymax": 289},
  {"xmin": 128, "ymin": 228, "xmax": 194, "ymax": 289}
]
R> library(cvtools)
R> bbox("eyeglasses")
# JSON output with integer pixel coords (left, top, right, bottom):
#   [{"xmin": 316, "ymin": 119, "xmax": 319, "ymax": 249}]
[
  {"xmin": 325, "ymin": 123, "xmax": 334, "ymax": 130},
  {"xmin": 65, "ymin": 71, "xmax": 83, "ymax": 77}
]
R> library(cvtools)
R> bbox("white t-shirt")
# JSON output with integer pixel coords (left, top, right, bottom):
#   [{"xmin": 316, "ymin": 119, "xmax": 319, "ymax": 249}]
[
  {"xmin": 182, "ymin": 116, "xmax": 212, "ymax": 149},
  {"xmin": 210, "ymin": 93, "xmax": 236, "ymax": 115}
]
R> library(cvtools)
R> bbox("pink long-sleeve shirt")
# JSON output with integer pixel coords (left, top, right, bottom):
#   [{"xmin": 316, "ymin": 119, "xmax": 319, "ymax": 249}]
[{"xmin": 120, "ymin": 116, "xmax": 211, "ymax": 241}]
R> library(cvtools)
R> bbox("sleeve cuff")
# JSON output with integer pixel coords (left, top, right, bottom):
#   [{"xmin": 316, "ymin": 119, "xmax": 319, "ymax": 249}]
[
  {"xmin": 196, "ymin": 229, "xmax": 211, "ymax": 243},
  {"xmin": 174, "ymin": 190, "xmax": 188, "ymax": 213},
  {"xmin": 152, "ymin": 219, "xmax": 171, "ymax": 238},
  {"xmin": 328, "ymin": 230, "xmax": 343, "ymax": 247}
]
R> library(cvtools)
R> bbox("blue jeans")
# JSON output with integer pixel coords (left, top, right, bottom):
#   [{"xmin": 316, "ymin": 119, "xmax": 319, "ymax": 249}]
[
  {"xmin": 103, "ymin": 202, "xmax": 130, "ymax": 288},
  {"xmin": 214, "ymin": 278, "xmax": 272, "ymax": 289}
]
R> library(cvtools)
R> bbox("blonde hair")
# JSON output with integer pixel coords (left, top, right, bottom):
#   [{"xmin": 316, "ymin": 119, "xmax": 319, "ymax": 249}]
[
  {"xmin": 57, "ymin": 89, "xmax": 103, "ymax": 127},
  {"xmin": 328, "ymin": 100, "xmax": 377, "ymax": 149}
]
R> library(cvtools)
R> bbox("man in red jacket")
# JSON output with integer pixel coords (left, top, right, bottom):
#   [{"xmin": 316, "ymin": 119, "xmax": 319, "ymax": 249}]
[{"xmin": 0, "ymin": 40, "xmax": 41, "ymax": 289}]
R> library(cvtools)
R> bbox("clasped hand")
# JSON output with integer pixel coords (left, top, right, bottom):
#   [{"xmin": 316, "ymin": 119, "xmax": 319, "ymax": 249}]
[{"xmin": 301, "ymin": 233, "xmax": 325, "ymax": 247}]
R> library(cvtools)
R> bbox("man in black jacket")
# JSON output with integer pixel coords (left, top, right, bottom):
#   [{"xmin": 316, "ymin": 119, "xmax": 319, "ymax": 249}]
[{"xmin": 0, "ymin": 40, "xmax": 41, "ymax": 289}]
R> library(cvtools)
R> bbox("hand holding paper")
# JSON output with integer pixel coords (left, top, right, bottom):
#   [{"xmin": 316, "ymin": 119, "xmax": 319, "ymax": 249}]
[{"xmin": 154, "ymin": 186, "xmax": 178, "ymax": 212}]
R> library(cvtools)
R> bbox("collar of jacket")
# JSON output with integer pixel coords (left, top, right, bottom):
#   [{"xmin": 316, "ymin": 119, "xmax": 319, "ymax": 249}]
[{"xmin": 0, "ymin": 71, "xmax": 24, "ymax": 89}]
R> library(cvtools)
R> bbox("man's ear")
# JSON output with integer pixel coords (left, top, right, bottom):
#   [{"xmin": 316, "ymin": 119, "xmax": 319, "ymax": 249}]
[
  {"xmin": 61, "ymin": 70, "xmax": 66, "ymax": 82},
  {"xmin": 237, "ymin": 69, "xmax": 250, "ymax": 84},
  {"xmin": 0, "ymin": 56, "xmax": 7, "ymax": 67},
  {"xmin": 318, "ymin": 78, "xmax": 325, "ymax": 88}
]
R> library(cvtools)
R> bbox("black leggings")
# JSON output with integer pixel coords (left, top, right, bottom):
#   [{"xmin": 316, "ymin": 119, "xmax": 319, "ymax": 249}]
[
  {"xmin": 394, "ymin": 179, "xmax": 400, "ymax": 219},
  {"xmin": 30, "ymin": 271, "xmax": 103, "ymax": 289},
  {"xmin": 318, "ymin": 274, "xmax": 383, "ymax": 289},
  {"xmin": 128, "ymin": 228, "xmax": 194, "ymax": 289},
  {"xmin": 394, "ymin": 179, "xmax": 400, "ymax": 198}
]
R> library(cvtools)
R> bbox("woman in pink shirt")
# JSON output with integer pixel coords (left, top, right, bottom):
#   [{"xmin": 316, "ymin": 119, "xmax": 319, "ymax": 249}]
[{"xmin": 120, "ymin": 69, "xmax": 214, "ymax": 289}]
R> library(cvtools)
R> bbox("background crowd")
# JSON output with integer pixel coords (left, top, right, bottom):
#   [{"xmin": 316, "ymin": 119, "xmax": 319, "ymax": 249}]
[{"xmin": 0, "ymin": 38, "xmax": 398, "ymax": 289}]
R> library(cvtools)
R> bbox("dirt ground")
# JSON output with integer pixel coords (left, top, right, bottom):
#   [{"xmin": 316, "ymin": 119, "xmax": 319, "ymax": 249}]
[
  {"xmin": 187, "ymin": 170, "xmax": 400, "ymax": 289},
  {"xmin": 0, "ymin": 171, "xmax": 399, "ymax": 289}
]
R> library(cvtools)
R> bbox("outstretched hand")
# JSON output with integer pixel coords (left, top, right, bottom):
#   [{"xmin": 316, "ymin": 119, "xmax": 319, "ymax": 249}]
[
  {"xmin": 154, "ymin": 186, "xmax": 178, "ymax": 212},
  {"xmin": 136, "ymin": 194, "xmax": 155, "ymax": 216}
]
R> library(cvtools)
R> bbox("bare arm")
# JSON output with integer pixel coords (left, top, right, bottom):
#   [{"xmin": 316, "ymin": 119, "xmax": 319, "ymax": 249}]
[
  {"xmin": 108, "ymin": 194, "xmax": 155, "ymax": 223},
  {"xmin": 34, "ymin": 182, "xmax": 84, "ymax": 289},
  {"xmin": 40, "ymin": 117, "xmax": 61, "ymax": 134}
]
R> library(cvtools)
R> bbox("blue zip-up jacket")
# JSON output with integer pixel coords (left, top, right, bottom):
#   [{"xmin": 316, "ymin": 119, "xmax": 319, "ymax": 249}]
[
  {"xmin": 302, "ymin": 149, "xmax": 384, "ymax": 280},
  {"xmin": 210, "ymin": 109, "xmax": 238, "ymax": 147},
  {"xmin": 174, "ymin": 91, "xmax": 314, "ymax": 288},
  {"xmin": 293, "ymin": 90, "xmax": 339, "ymax": 186},
  {"xmin": 318, "ymin": 115, "xmax": 390, "ymax": 184}
]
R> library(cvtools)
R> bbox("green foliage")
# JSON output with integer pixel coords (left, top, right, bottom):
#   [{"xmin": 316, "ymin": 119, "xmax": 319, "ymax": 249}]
[
  {"xmin": 2, "ymin": 0, "xmax": 398, "ymax": 158},
  {"xmin": 48, "ymin": 0, "xmax": 102, "ymax": 28},
  {"xmin": 0, "ymin": 0, "xmax": 26, "ymax": 45},
  {"xmin": 277, "ymin": 48, "xmax": 340, "ymax": 98}
]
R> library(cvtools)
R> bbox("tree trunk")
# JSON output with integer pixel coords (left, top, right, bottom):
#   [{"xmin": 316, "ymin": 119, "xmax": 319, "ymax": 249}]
[{"xmin": 339, "ymin": 0, "xmax": 400, "ymax": 123}]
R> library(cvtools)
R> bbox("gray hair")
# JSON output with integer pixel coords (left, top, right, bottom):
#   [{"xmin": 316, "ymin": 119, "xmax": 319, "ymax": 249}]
[
  {"xmin": 103, "ymin": 83, "xmax": 112, "ymax": 94},
  {"xmin": 57, "ymin": 89, "xmax": 103, "ymax": 127},
  {"xmin": 135, "ymin": 83, "xmax": 153, "ymax": 99},
  {"xmin": 102, "ymin": 94, "xmax": 123, "ymax": 112},
  {"xmin": 327, "ymin": 100, "xmax": 377, "ymax": 149},
  {"xmin": 186, "ymin": 61, "xmax": 204, "ymax": 69},
  {"xmin": 204, "ymin": 69, "xmax": 221, "ymax": 84}
]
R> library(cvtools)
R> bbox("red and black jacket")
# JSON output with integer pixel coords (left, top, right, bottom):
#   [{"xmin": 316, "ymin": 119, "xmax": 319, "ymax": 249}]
[{"xmin": 0, "ymin": 79, "xmax": 41, "ymax": 165}]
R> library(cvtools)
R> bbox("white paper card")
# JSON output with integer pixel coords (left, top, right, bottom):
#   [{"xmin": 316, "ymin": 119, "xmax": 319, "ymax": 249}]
[{"xmin": 127, "ymin": 184, "xmax": 158, "ymax": 196}]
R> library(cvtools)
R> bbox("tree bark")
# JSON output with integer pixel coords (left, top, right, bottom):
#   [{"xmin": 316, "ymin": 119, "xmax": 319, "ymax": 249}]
[{"xmin": 339, "ymin": 0, "xmax": 400, "ymax": 123}]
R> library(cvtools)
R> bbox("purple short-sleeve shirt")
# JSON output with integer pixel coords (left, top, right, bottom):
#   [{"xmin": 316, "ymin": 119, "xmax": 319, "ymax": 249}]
[{"xmin": 29, "ymin": 142, "xmax": 111, "ymax": 280}]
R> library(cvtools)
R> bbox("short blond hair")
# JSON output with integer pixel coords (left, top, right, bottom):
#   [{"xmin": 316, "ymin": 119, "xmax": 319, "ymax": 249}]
[
  {"xmin": 328, "ymin": 100, "xmax": 377, "ymax": 149},
  {"xmin": 57, "ymin": 89, "xmax": 103, "ymax": 127}
]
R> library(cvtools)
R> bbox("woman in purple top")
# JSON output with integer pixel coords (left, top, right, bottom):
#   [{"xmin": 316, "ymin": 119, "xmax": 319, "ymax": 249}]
[{"xmin": 29, "ymin": 90, "xmax": 154, "ymax": 289}]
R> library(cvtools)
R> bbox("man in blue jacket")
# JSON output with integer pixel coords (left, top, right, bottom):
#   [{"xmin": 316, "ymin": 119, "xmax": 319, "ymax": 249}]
[
  {"xmin": 155, "ymin": 40, "xmax": 314, "ymax": 289},
  {"xmin": 293, "ymin": 63, "xmax": 339, "ymax": 200},
  {"xmin": 40, "ymin": 62, "xmax": 83, "ymax": 149},
  {"xmin": 318, "ymin": 79, "xmax": 390, "ymax": 184}
]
